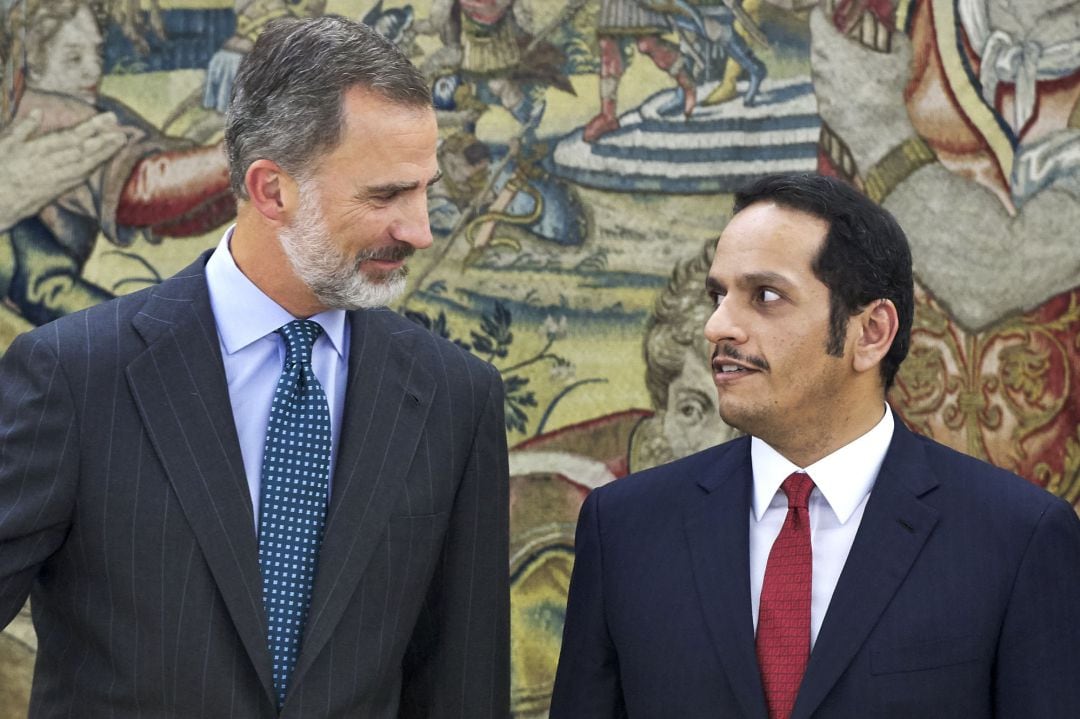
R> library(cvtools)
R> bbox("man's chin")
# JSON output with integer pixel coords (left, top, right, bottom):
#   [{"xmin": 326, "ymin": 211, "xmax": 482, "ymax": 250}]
[
  {"xmin": 716, "ymin": 405, "xmax": 756, "ymax": 438},
  {"xmin": 315, "ymin": 274, "xmax": 408, "ymax": 310}
]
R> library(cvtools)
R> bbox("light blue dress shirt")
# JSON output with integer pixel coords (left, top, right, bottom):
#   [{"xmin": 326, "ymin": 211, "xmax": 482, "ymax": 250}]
[{"xmin": 205, "ymin": 228, "xmax": 349, "ymax": 529}]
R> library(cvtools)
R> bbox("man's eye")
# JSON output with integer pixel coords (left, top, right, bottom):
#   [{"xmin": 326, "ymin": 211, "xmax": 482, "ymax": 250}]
[
  {"xmin": 709, "ymin": 291, "xmax": 726, "ymax": 308},
  {"xmin": 759, "ymin": 288, "xmax": 781, "ymax": 302}
]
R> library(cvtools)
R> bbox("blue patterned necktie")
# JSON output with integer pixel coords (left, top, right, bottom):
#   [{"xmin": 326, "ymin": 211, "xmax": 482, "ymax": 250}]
[{"xmin": 258, "ymin": 319, "xmax": 332, "ymax": 707}]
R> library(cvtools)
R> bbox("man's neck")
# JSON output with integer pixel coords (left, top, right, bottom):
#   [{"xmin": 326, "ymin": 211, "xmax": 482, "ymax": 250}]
[
  {"xmin": 763, "ymin": 399, "xmax": 888, "ymax": 468},
  {"xmin": 230, "ymin": 216, "xmax": 324, "ymax": 319}
]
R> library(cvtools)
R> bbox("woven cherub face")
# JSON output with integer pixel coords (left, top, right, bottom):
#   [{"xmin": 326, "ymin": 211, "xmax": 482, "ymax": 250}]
[{"xmin": 27, "ymin": 4, "xmax": 102, "ymax": 105}]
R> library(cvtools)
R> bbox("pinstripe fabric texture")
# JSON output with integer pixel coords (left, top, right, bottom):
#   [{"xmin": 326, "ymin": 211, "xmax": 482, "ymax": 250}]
[{"xmin": 0, "ymin": 252, "xmax": 511, "ymax": 718}]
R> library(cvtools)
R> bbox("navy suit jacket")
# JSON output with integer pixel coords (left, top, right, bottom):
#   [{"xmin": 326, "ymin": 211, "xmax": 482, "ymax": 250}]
[
  {"xmin": 0, "ymin": 253, "xmax": 510, "ymax": 718},
  {"xmin": 550, "ymin": 416, "xmax": 1080, "ymax": 718}
]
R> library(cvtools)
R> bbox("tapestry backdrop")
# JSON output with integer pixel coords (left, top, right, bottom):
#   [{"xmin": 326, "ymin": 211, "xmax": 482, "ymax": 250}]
[{"xmin": 1, "ymin": 0, "xmax": 1078, "ymax": 715}]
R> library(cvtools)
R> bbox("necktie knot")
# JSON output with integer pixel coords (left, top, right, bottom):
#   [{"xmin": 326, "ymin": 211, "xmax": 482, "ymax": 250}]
[
  {"xmin": 781, "ymin": 472, "xmax": 814, "ymax": 510},
  {"xmin": 277, "ymin": 319, "xmax": 323, "ymax": 367}
]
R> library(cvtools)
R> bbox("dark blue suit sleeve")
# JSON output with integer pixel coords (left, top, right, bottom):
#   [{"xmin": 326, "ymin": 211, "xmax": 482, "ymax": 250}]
[
  {"xmin": 0, "ymin": 329, "xmax": 79, "ymax": 627},
  {"xmin": 993, "ymin": 497, "xmax": 1080, "ymax": 717},
  {"xmin": 550, "ymin": 488, "xmax": 628, "ymax": 719}
]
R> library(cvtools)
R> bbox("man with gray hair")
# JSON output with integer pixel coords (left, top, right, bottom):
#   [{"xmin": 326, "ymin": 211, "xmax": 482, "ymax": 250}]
[{"xmin": 0, "ymin": 15, "xmax": 510, "ymax": 718}]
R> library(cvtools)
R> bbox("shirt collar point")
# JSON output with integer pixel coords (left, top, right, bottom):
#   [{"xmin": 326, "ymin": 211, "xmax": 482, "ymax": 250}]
[{"xmin": 750, "ymin": 405, "xmax": 894, "ymax": 521}]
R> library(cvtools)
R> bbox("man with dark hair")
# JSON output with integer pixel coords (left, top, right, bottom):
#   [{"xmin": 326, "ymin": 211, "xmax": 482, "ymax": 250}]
[
  {"xmin": 0, "ymin": 15, "xmax": 510, "ymax": 718},
  {"xmin": 728, "ymin": 174, "xmax": 914, "ymax": 388},
  {"xmin": 550, "ymin": 173, "xmax": 1080, "ymax": 718}
]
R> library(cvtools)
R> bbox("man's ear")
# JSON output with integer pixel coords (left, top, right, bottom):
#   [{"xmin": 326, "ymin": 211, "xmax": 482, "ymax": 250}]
[
  {"xmin": 243, "ymin": 160, "xmax": 297, "ymax": 225},
  {"xmin": 852, "ymin": 299, "xmax": 899, "ymax": 376}
]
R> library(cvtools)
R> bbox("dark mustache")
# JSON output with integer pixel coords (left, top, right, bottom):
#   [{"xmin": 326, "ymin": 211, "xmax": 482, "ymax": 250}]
[{"xmin": 713, "ymin": 344, "xmax": 769, "ymax": 372}]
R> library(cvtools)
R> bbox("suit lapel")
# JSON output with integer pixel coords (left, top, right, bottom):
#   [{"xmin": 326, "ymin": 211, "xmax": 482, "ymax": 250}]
[
  {"xmin": 290, "ymin": 308, "xmax": 435, "ymax": 687},
  {"xmin": 125, "ymin": 254, "xmax": 276, "ymax": 706},
  {"xmin": 684, "ymin": 440, "xmax": 769, "ymax": 719},
  {"xmin": 792, "ymin": 418, "xmax": 940, "ymax": 719}
]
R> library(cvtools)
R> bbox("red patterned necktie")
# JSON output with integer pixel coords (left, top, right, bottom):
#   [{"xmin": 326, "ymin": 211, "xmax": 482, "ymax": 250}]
[{"xmin": 756, "ymin": 471, "xmax": 815, "ymax": 719}]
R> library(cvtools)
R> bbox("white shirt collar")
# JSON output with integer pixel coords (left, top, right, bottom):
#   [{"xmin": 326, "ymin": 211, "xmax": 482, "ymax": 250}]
[
  {"xmin": 750, "ymin": 406, "xmax": 894, "ymax": 524},
  {"xmin": 205, "ymin": 226, "xmax": 347, "ymax": 358}
]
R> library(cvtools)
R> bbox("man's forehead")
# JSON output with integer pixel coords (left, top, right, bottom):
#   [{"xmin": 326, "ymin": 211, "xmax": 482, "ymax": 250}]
[
  {"xmin": 705, "ymin": 268, "xmax": 797, "ymax": 292},
  {"xmin": 322, "ymin": 91, "xmax": 437, "ymax": 165},
  {"xmin": 709, "ymin": 234, "xmax": 827, "ymax": 295},
  {"xmin": 713, "ymin": 204, "xmax": 826, "ymax": 264},
  {"xmin": 341, "ymin": 86, "xmax": 435, "ymax": 122},
  {"xmin": 720, "ymin": 201, "xmax": 828, "ymax": 238}
]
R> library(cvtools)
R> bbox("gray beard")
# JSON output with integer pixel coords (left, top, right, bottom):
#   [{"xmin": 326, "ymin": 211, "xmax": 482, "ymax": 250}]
[{"xmin": 278, "ymin": 181, "xmax": 409, "ymax": 311}]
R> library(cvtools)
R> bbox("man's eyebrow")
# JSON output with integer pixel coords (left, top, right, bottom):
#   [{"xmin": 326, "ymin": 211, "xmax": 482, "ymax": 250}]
[
  {"xmin": 358, "ymin": 172, "xmax": 443, "ymax": 197},
  {"xmin": 737, "ymin": 271, "xmax": 792, "ymax": 288},
  {"xmin": 705, "ymin": 271, "xmax": 792, "ymax": 293}
]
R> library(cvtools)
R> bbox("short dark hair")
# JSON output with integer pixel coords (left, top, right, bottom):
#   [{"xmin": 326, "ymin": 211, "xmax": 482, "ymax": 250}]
[
  {"xmin": 224, "ymin": 15, "xmax": 432, "ymax": 198},
  {"xmin": 731, "ymin": 173, "xmax": 914, "ymax": 390}
]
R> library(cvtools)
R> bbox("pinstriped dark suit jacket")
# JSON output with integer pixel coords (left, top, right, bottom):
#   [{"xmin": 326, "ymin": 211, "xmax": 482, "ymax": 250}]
[{"xmin": 0, "ymin": 252, "xmax": 510, "ymax": 718}]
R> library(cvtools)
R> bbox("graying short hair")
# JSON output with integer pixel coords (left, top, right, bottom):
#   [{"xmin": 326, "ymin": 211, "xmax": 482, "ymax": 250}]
[{"xmin": 224, "ymin": 15, "xmax": 432, "ymax": 199}]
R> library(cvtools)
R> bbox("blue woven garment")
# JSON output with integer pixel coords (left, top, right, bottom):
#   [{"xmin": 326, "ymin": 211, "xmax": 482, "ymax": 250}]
[{"xmin": 257, "ymin": 319, "xmax": 332, "ymax": 707}]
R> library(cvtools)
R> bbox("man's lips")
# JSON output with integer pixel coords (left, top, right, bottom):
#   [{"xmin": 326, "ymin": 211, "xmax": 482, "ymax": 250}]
[
  {"xmin": 356, "ymin": 244, "xmax": 414, "ymax": 273},
  {"xmin": 712, "ymin": 359, "xmax": 759, "ymax": 377},
  {"xmin": 711, "ymin": 348, "xmax": 768, "ymax": 383},
  {"xmin": 712, "ymin": 344, "xmax": 769, "ymax": 376},
  {"xmin": 358, "ymin": 243, "xmax": 416, "ymax": 272}
]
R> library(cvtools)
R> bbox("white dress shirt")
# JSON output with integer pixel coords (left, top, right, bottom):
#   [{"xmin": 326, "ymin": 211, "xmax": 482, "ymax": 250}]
[
  {"xmin": 205, "ymin": 228, "xmax": 349, "ymax": 529},
  {"xmin": 749, "ymin": 407, "xmax": 894, "ymax": 648}
]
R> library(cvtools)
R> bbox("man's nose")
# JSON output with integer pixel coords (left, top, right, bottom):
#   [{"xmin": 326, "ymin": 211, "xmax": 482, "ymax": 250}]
[
  {"xmin": 704, "ymin": 297, "xmax": 748, "ymax": 346},
  {"xmin": 392, "ymin": 192, "xmax": 434, "ymax": 250}
]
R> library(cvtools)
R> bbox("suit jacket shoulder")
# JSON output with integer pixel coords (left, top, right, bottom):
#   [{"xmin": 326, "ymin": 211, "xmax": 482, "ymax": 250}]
[
  {"xmin": 360, "ymin": 305, "xmax": 500, "ymax": 383},
  {"xmin": 13, "ymin": 255, "xmax": 205, "ymax": 351},
  {"xmin": 353, "ymin": 307, "xmax": 503, "ymax": 441},
  {"xmin": 884, "ymin": 420, "xmax": 1072, "ymax": 532},
  {"xmin": 592, "ymin": 436, "xmax": 750, "ymax": 511}
]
